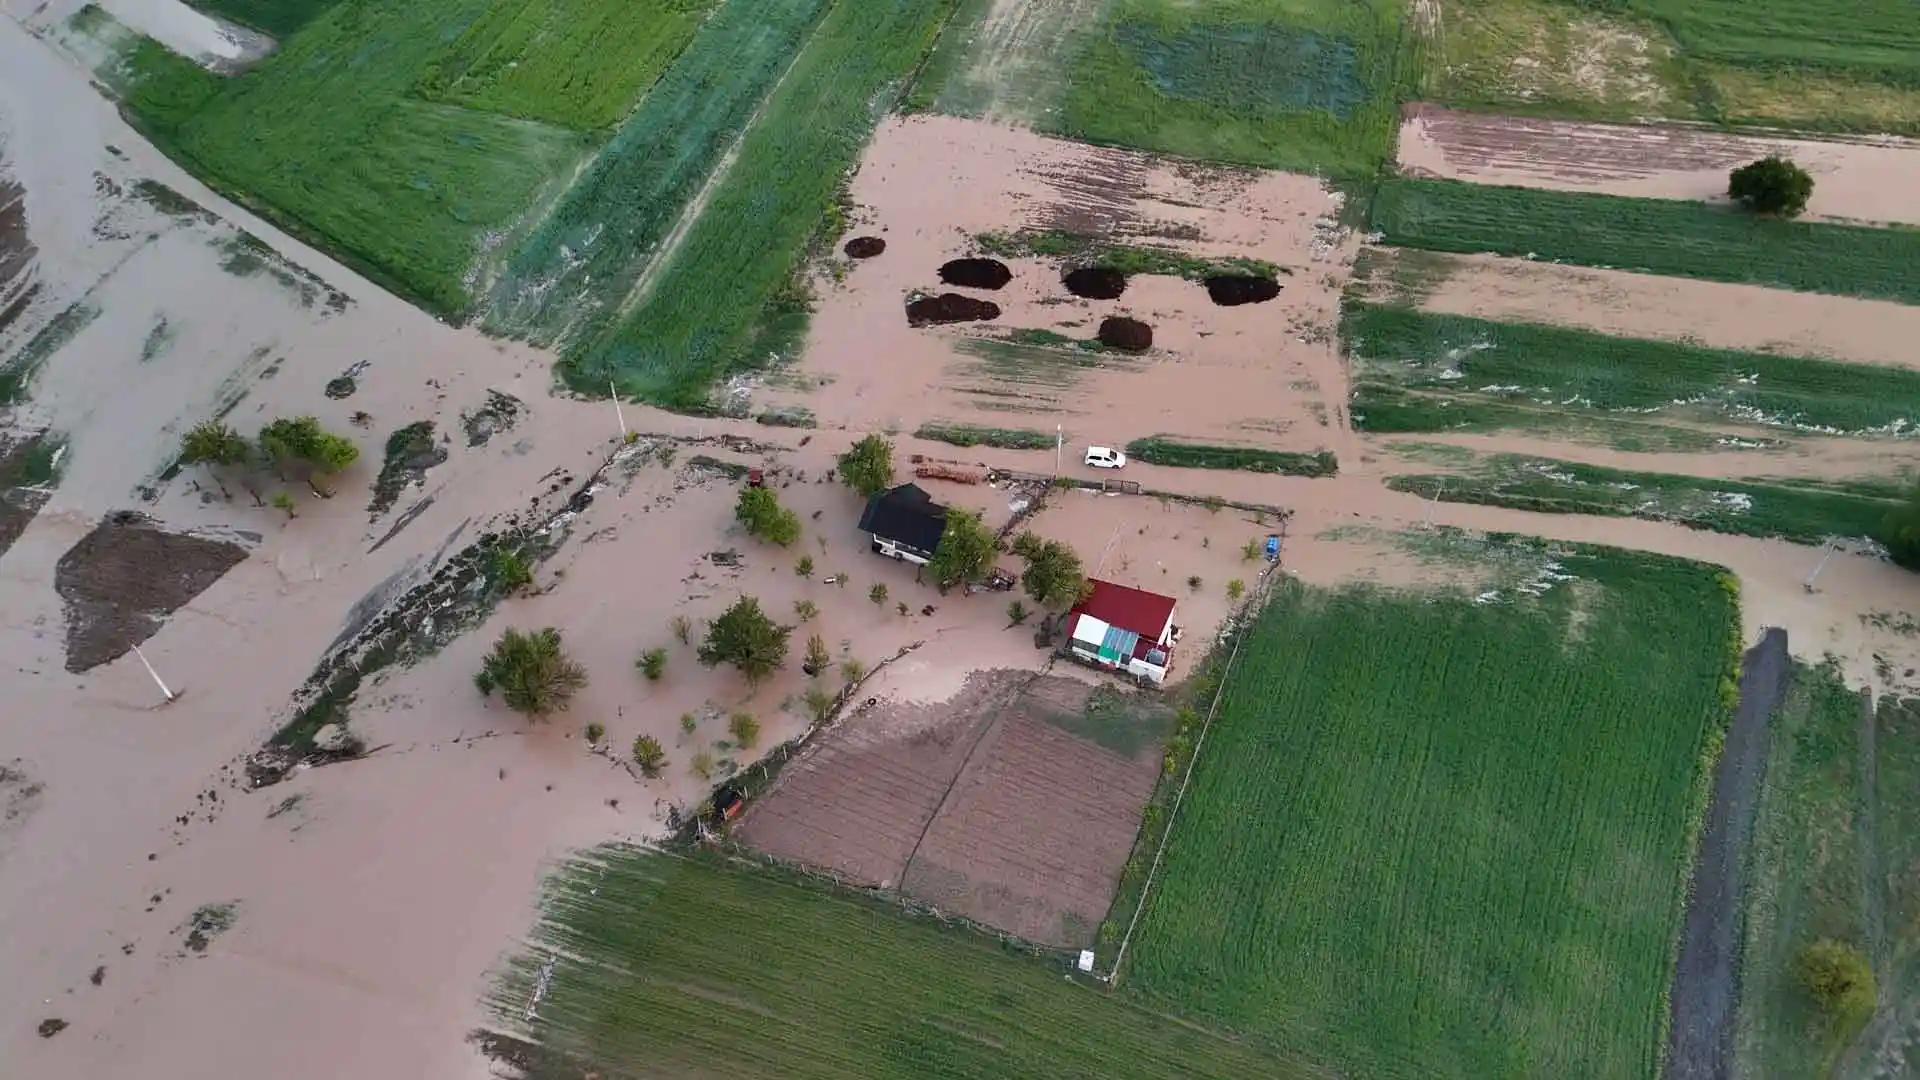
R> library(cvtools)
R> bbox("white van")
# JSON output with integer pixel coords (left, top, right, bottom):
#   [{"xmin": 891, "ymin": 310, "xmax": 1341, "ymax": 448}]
[{"xmin": 1084, "ymin": 446, "xmax": 1127, "ymax": 469}]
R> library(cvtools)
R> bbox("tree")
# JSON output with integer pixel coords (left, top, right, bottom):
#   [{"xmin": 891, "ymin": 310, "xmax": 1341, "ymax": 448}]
[
  {"xmin": 837, "ymin": 435, "xmax": 895, "ymax": 498},
  {"xmin": 729, "ymin": 712, "xmax": 761, "ymax": 749},
  {"xmin": 735, "ymin": 486, "xmax": 800, "ymax": 546},
  {"xmin": 178, "ymin": 421, "xmax": 252, "ymax": 498},
  {"xmin": 259, "ymin": 415, "xmax": 360, "ymax": 493},
  {"xmin": 636, "ymin": 647, "xmax": 667, "ymax": 681},
  {"xmin": 925, "ymin": 508, "xmax": 996, "ymax": 589},
  {"xmin": 1886, "ymin": 481, "xmax": 1920, "ymax": 571},
  {"xmin": 1012, "ymin": 531, "xmax": 1089, "ymax": 608},
  {"xmin": 1729, "ymin": 156, "xmax": 1813, "ymax": 217},
  {"xmin": 804, "ymin": 685, "xmax": 836, "ymax": 723},
  {"xmin": 475, "ymin": 627, "xmax": 588, "ymax": 719},
  {"xmin": 804, "ymin": 633, "xmax": 831, "ymax": 676},
  {"xmin": 632, "ymin": 735, "xmax": 666, "ymax": 777},
  {"xmin": 869, "ymin": 582, "xmax": 888, "ymax": 606},
  {"xmin": 1794, "ymin": 939, "xmax": 1876, "ymax": 1019},
  {"xmin": 697, "ymin": 596, "xmax": 790, "ymax": 682}
]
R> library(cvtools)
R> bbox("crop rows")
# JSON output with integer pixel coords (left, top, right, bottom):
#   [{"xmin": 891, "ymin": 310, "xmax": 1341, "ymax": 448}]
[
  {"xmin": 482, "ymin": 0, "xmax": 833, "ymax": 344},
  {"xmin": 1614, "ymin": 0, "xmax": 1920, "ymax": 88},
  {"xmin": 121, "ymin": 0, "xmax": 586, "ymax": 317},
  {"xmin": 1124, "ymin": 438, "xmax": 1336, "ymax": 477},
  {"xmin": 570, "ymin": 0, "xmax": 963, "ymax": 404},
  {"xmin": 489, "ymin": 848, "xmax": 1320, "ymax": 1079},
  {"xmin": 1050, "ymin": 0, "xmax": 1416, "ymax": 177},
  {"xmin": 414, "ymin": 0, "xmax": 717, "ymax": 131},
  {"xmin": 915, "ymin": 422, "xmax": 1057, "ymax": 450},
  {"xmin": 184, "ymin": 0, "xmax": 340, "ymax": 37},
  {"xmin": 976, "ymin": 231, "xmax": 1281, "ymax": 282},
  {"xmin": 1386, "ymin": 455, "xmax": 1903, "ymax": 546},
  {"xmin": 1370, "ymin": 179, "xmax": 1920, "ymax": 306},
  {"xmin": 1344, "ymin": 303, "xmax": 1920, "ymax": 438},
  {"xmin": 1127, "ymin": 565, "xmax": 1735, "ymax": 1079}
]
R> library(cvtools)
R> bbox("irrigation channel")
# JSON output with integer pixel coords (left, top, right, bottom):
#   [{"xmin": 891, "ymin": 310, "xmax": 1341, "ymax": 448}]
[{"xmin": 1664, "ymin": 627, "xmax": 1791, "ymax": 1080}]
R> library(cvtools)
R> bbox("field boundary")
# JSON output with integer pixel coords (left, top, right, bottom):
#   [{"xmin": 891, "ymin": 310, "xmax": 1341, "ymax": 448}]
[{"xmin": 1100, "ymin": 545, "xmax": 1284, "ymax": 984}]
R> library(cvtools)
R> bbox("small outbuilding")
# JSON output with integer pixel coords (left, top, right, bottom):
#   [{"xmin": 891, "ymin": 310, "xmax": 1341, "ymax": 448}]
[
  {"xmin": 1064, "ymin": 579, "xmax": 1181, "ymax": 685},
  {"xmin": 857, "ymin": 482, "xmax": 948, "ymax": 566}
]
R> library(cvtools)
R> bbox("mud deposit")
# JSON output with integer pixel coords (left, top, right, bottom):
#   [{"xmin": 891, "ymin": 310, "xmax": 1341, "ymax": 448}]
[
  {"xmin": 0, "ymin": 433, "xmax": 52, "ymax": 562},
  {"xmin": 53, "ymin": 511, "xmax": 248, "ymax": 673},
  {"xmin": 844, "ymin": 235, "xmax": 886, "ymax": 258},
  {"xmin": 368, "ymin": 421, "xmax": 447, "ymax": 516},
  {"xmin": 1097, "ymin": 316, "xmax": 1152, "ymax": 351},
  {"xmin": 1205, "ymin": 275, "xmax": 1280, "ymax": 306},
  {"xmin": 1064, "ymin": 266, "xmax": 1126, "ymax": 299},
  {"xmin": 907, "ymin": 292, "xmax": 1001, "ymax": 326},
  {"xmin": 0, "ymin": 166, "xmax": 30, "ymax": 339},
  {"xmin": 939, "ymin": 257, "xmax": 1012, "ymax": 290},
  {"xmin": 1665, "ymin": 627, "xmax": 1790, "ymax": 1080}
]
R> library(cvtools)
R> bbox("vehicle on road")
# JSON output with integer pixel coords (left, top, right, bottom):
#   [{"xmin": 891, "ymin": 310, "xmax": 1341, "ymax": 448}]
[{"xmin": 1084, "ymin": 446, "xmax": 1126, "ymax": 469}]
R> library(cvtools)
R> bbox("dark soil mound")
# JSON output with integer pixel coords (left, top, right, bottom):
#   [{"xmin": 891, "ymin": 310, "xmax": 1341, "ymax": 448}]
[
  {"xmin": 939, "ymin": 258, "xmax": 1013, "ymax": 290},
  {"xmin": 1063, "ymin": 267, "xmax": 1126, "ymax": 299},
  {"xmin": 1204, "ymin": 275, "xmax": 1281, "ymax": 306},
  {"xmin": 844, "ymin": 236, "xmax": 886, "ymax": 259},
  {"xmin": 907, "ymin": 293, "xmax": 1001, "ymax": 327},
  {"xmin": 1097, "ymin": 316, "xmax": 1153, "ymax": 352},
  {"xmin": 324, "ymin": 376, "xmax": 356, "ymax": 399},
  {"xmin": 55, "ymin": 511, "xmax": 249, "ymax": 673}
]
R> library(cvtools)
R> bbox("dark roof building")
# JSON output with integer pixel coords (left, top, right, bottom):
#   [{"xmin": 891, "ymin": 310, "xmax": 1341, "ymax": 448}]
[{"xmin": 858, "ymin": 483, "xmax": 948, "ymax": 563}]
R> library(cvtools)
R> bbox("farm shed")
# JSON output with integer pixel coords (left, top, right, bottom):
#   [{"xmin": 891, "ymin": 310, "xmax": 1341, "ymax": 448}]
[
  {"xmin": 858, "ymin": 483, "xmax": 947, "ymax": 565},
  {"xmin": 1065, "ymin": 580, "xmax": 1181, "ymax": 685}
]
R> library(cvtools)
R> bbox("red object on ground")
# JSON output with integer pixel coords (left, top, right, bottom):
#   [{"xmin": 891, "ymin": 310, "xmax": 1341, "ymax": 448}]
[{"xmin": 746, "ymin": 469, "xmax": 765, "ymax": 488}]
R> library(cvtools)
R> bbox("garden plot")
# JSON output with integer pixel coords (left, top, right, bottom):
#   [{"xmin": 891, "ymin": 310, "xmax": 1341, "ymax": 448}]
[
  {"xmin": 751, "ymin": 116, "xmax": 1355, "ymax": 459},
  {"xmin": 737, "ymin": 671, "xmax": 1172, "ymax": 947},
  {"xmin": 1398, "ymin": 104, "xmax": 1920, "ymax": 227}
]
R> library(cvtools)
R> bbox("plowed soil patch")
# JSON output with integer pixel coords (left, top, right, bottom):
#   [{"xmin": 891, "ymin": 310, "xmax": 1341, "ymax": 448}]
[
  {"xmin": 1205, "ymin": 275, "xmax": 1279, "ymax": 306},
  {"xmin": 54, "ymin": 511, "xmax": 248, "ymax": 673},
  {"xmin": 907, "ymin": 292, "xmax": 1000, "ymax": 326},
  {"xmin": 844, "ymin": 235, "xmax": 886, "ymax": 258},
  {"xmin": 939, "ymin": 257, "xmax": 1012, "ymax": 289},
  {"xmin": 1063, "ymin": 266, "xmax": 1126, "ymax": 299},
  {"xmin": 1098, "ymin": 316, "xmax": 1152, "ymax": 351}
]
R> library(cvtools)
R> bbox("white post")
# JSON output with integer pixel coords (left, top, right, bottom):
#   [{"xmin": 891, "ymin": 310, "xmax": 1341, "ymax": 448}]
[
  {"xmin": 610, "ymin": 379, "xmax": 629, "ymax": 439},
  {"xmin": 1804, "ymin": 538, "xmax": 1837, "ymax": 593},
  {"xmin": 1421, "ymin": 480, "xmax": 1446, "ymax": 530},
  {"xmin": 1055, "ymin": 424, "xmax": 1063, "ymax": 477},
  {"xmin": 131, "ymin": 644, "xmax": 177, "ymax": 703}
]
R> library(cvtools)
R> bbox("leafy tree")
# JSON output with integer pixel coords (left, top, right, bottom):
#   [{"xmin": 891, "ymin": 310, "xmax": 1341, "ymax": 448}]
[
  {"xmin": 735, "ymin": 486, "xmax": 801, "ymax": 546},
  {"xmin": 804, "ymin": 685, "xmax": 836, "ymax": 723},
  {"xmin": 837, "ymin": 434, "xmax": 896, "ymax": 498},
  {"xmin": 1886, "ymin": 481, "xmax": 1920, "ymax": 571},
  {"xmin": 804, "ymin": 633, "xmax": 831, "ymax": 675},
  {"xmin": 795, "ymin": 554, "xmax": 814, "ymax": 577},
  {"xmin": 1227, "ymin": 579, "xmax": 1246, "ymax": 601},
  {"xmin": 258, "ymin": 415, "xmax": 359, "ymax": 492},
  {"xmin": 178, "ymin": 420, "xmax": 255, "ymax": 500},
  {"xmin": 926, "ymin": 508, "xmax": 996, "ymax": 589},
  {"xmin": 584, "ymin": 722, "xmax": 605, "ymax": 744},
  {"xmin": 1794, "ymin": 939, "xmax": 1876, "ymax": 1019},
  {"xmin": 869, "ymin": 582, "xmax": 888, "ymax": 606},
  {"xmin": 793, "ymin": 598, "xmax": 819, "ymax": 622},
  {"xmin": 690, "ymin": 751, "xmax": 716, "ymax": 781},
  {"xmin": 697, "ymin": 596, "xmax": 790, "ymax": 682},
  {"xmin": 270, "ymin": 492, "xmax": 297, "ymax": 518},
  {"xmin": 636, "ymin": 647, "xmax": 667, "ymax": 681},
  {"xmin": 839, "ymin": 656, "xmax": 866, "ymax": 684},
  {"xmin": 632, "ymin": 735, "xmax": 666, "ymax": 777},
  {"xmin": 1729, "ymin": 156, "xmax": 1814, "ymax": 217},
  {"xmin": 491, "ymin": 548, "xmax": 534, "ymax": 593},
  {"xmin": 475, "ymin": 627, "xmax": 588, "ymax": 719},
  {"xmin": 1012, "ymin": 531, "xmax": 1089, "ymax": 607},
  {"xmin": 729, "ymin": 712, "xmax": 761, "ymax": 749},
  {"xmin": 1007, "ymin": 600, "xmax": 1029, "ymax": 625}
]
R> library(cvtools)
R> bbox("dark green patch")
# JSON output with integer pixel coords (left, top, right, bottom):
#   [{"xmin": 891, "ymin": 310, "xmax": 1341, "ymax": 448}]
[
  {"xmin": 915, "ymin": 423, "xmax": 1057, "ymax": 450},
  {"xmin": 978, "ymin": 230, "xmax": 1281, "ymax": 282},
  {"xmin": 1125, "ymin": 438, "xmax": 1337, "ymax": 477},
  {"xmin": 1116, "ymin": 22, "xmax": 1366, "ymax": 119},
  {"xmin": 1032, "ymin": 685, "xmax": 1175, "ymax": 759}
]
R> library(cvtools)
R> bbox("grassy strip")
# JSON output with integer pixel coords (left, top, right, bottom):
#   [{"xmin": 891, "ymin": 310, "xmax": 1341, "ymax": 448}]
[
  {"xmin": 482, "ymin": 0, "xmax": 833, "ymax": 343},
  {"xmin": 1124, "ymin": 438, "xmax": 1336, "ymax": 477},
  {"xmin": 1733, "ymin": 661, "xmax": 1872, "ymax": 1078},
  {"xmin": 1344, "ymin": 303, "xmax": 1920, "ymax": 437},
  {"xmin": 1387, "ymin": 456, "xmax": 1902, "ymax": 546},
  {"xmin": 1370, "ymin": 179, "xmax": 1920, "ymax": 306},
  {"xmin": 487, "ymin": 847, "xmax": 1324, "ymax": 1079},
  {"xmin": 978, "ymin": 229, "xmax": 1281, "ymax": 281},
  {"xmin": 916, "ymin": 422, "xmax": 1056, "ymax": 450},
  {"xmin": 184, "ymin": 0, "xmax": 341, "ymax": 37},
  {"xmin": 569, "ymin": 0, "xmax": 963, "ymax": 405},
  {"xmin": 118, "ymin": 3, "xmax": 588, "ymax": 318},
  {"xmin": 414, "ymin": 0, "xmax": 716, "ymax": 131},
  {"xmin": 1126, "ymin": 556, "xmax": 1736, "ymax": 1079},
  {"xmin": 1050, "ymin": 0, "xmax": 1417, "ymax": 177}
]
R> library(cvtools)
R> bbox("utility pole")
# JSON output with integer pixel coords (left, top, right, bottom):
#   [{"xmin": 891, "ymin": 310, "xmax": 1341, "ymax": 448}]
[
  {"xmin": 610, "ymin": 378, "xmax": 629, "ymax": 440},
  {"xmin": 131, "ymin": 644, "xmax": 178, "ymax": 704},
  {"xmin": 1804, "ymin": 538, "xmax": 1837, "ymax": 593},
  {"xmin": 1055, "ymin": 424, "xmax": 1063, "ymax": 477},
  {"xmin": 1420, "ymin": 480, "xmax": 1446, "ymax": 530}
]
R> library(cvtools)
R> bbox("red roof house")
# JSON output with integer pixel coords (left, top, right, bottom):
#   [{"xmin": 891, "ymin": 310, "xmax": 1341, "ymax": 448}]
[{"xmin": 1064, "ymin": 580, "xmax": 1180, "ymax": 685}]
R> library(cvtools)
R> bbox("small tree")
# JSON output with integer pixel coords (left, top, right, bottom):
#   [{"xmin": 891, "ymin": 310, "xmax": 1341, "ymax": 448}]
[
  {"xmin": 1729, "ymin": 156, "xmax": 1813, "ymax": 218},
  {"xmin": 178, "ymin": 421, "xmax": 252, "ymax": 498},
  {"xmin": 869, "ymin": 582, "xmax": 888, "ymax": 606},
  {"xmin": 729, "ymin": 712, "xmax": 761, "ymax": 749},
  {"xmin": 475, "ymin": 627, "xmax": 588, "ymax": 719},
  {"xmin": 1227, "ymin": 579, "xmax": 1246, "ymax": 601},
  {"xmin": 795, "ymin": 554, "xmax": 814, "ymax": 577},
  {"xmin": 669, "ymin": 615, "xmax": 691, "ymax": 645},
  {"xmin": 1794, "ymin": 939, "xmax": 1876, "ymax": 1019},
  {"xmin": 1885, "ymin": 480, "xmax": 1920, "ymax": 571},
  {"xmin": 636, "ymin": 647, "xmax": 667, "ymax": 681},
  {"xmin": 697, "ymin": 596, "xmax": 790, "ymax": 682},
  {"xmin": 584, "ymin": 722, "xmax": 605, "ymax": 745},
  {"xmin": 690, "ymin": 750, "xmax": 716, "ymax": 781},
  {"xmin": 1013, "ymin": 531, "xmax": 1089, "ymax": 608},
  {"xmin": 804, "ymin": 685, "xmax": 836, "ymax": 722},
  {"xmin": 793, "ymin": 598, "xmax": 819, "ymax": 622},
  {"xmin": 1007, "ymin": 600, "xmax": 1030, "ymax": 625},
  {"xmin": 259, "ymin": 415, "xmax": 359, "ymax": 493},
  {"xmin": 837, "ymin": 434, "xmax": 896, "ymax": 498},
  {"xmin": 926, "ymin": 508, "xmax": 997, "ymax": 589},
  {"xmin": 735, "ymin": 486, "xmax": 800, "ymax": 546},
  {"xmin": 271, "ymin": 492, "xmax": 298, "ymax": 519},
  {"xmin": 680, "ymin": 712, "xmax": 699, "ymax": 735},
  {"xmin": 840, "ymin": 656, "xmax": 866, "ymax": 684},
  {"xmin": 804, "ymin": 633, "xmax": 831, "ymax": 675},
  {"xmin": 491, "ymin": 548, "xmax": 534, "ymax": 593},
  {"xmin": 632, "ymin": 735, "xmax": 667, "ymax": 777}
]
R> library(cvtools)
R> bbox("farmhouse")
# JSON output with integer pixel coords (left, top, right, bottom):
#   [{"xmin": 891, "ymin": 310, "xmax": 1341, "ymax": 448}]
[
  {"xmin": 1065, "ymin": 580, "xmax": 1181, "ymax": 685},
  {"xmin": 857, "ymin": 482, "xmax": 947, "ymax": 565}
]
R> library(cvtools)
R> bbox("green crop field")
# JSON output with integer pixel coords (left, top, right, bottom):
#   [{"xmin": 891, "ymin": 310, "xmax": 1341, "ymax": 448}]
[
  {"xmin": 118, "ymin": 0, "xmax": 590, "ymax": 317},
  {"xmin": 1386, "ymin": 455, "xmax": 1903, "ymax": 547},
  {"xmin": 915, "ymin": 422, "xmax": 1057, "ymax": 450},
  {"xmin": 184, "ymin": 0, "xmax": 342, "ymax": 37},
  {"xmin": 978, "ymin": 230, "xmax": 1282, "ymax": 282},
  {"xmin": 1370, "ymin": 180, "xmax": 1920, "ymax": 306},
  {"xmin": 569, "ymin": 0, "xmax": 962, "ymax": 405},
  {"xmin": 1124, "ymin": 438, "xmax": 1336, "ymax": 477},
  {"xmin": 1344, "ymin": 304, "xmax": 1920, "ymax": 439},
  {"xmin": 1125, "ymin": 560, "xmax": 1737, "ymax": 1079},
  {"xmin": 1050, "ymin": 0, "xmax": 1417, "ymax": 177},
  {"xmin": 1735, "ymin": 661, "xmax": 1872, "ymax": 1079},
  {"xmin": 415, "ymin": 0, "xmax": 715, "ymax": 130},
  {"xmin": 488, "ymin": 848, "xmax": 1321, "ymax": 1079},
  {"xmin": 481, "ymin": 0, "xmax": 832, "ymax": 344}
]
